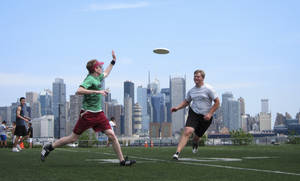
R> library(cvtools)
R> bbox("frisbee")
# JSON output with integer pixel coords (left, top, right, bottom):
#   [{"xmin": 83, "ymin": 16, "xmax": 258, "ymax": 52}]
[{"xmin": 153, "ymin": 48, "xmax": 169, "ymax": 54}]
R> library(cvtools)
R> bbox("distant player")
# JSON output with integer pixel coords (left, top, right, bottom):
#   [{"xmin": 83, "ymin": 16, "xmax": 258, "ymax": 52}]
[
  {"xmin": 171, "ymin": 70, "xmax": 220, "ymax": 160},
  {"xmin": 0, "ymin": 120, "xmax": 8, "ymax": 148},
  {"xmin": 41, "ymin": 51, "xmax": 136, "ymax": 166},
  {"xmin": 27, "ymin": 122, "xmax": 33, "ymax": 148},
  {"xmin": 13, "ymin": 97, "xmax": 30, "ymax": 152},
  {"xmin": 107, "ymin": 117, "xmax": 116, "ymax": 147}
]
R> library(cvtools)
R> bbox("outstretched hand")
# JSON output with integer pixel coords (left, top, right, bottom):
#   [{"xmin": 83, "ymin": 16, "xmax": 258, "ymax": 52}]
[
  {"xmin": 112, "ymin": 50, "xmax": 116, "ymax": 61},
  {"xmin": 171, "ymin": 107, "xmax": 178, "ymax": 112}
]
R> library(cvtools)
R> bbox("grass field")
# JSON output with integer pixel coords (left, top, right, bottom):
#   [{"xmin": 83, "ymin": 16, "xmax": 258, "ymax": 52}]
[{"xmin": 0, "ymin": 144, "xmax": 300, "ymax": 181}]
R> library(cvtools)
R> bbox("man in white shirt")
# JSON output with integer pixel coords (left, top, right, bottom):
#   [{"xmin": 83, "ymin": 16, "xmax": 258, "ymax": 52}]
[{"xmin": 171, "ymin": 69, "xmax": 220, "ymax": 160}]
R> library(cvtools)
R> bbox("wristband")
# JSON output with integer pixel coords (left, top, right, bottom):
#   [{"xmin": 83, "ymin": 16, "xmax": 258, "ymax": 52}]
[{"xmin": 111, "ymin": 60, "xmax": 116, "ymax": 65}]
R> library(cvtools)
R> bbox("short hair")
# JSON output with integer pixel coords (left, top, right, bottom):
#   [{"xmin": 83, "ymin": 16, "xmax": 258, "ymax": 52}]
[
  {"xmin": 110, "ymin": 117, "xmax": 115, "ymax": 121},
  {"xmin": 86, "ymin": 59, "xmax": 98, "ymax": 74},
  {"xmin": 20, "ymin": 97, "xmax": 25, "ymax": 102},
  {"xmin": 28, "ymin": 122, "xmax": 32, "ymax": 126},
  {"xmin": 2, "ymin": 120, "xmax": 6, "ymax": 124},
  {"xmin": 194, "ymin": 69, "xmax": 205, "ymax": 79}
]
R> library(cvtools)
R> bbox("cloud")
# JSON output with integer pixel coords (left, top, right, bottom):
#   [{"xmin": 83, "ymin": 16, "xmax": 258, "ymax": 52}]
[{"xmin": 84, "ymin": 2, "xmax": 149, "ymax": 11}]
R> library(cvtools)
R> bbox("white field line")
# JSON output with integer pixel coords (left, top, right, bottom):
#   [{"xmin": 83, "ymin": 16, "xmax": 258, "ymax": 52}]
[{"xmin": 57, "ymin": 148, "xmax": 300, "ymax": 177}]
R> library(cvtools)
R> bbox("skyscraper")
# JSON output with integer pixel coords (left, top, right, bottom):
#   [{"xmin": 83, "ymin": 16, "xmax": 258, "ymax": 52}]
[
  {"xmin": 228, "ymin": 98, "xmax": 241, "ymax": 131},
  {"xmin": 52, "ymin": 78, "xmax": 66, "ymax": 138},
  {"xmin": 170, "ymin": 76, "xmax": 186, "ymax": 135},
  {"xmin": 261, "ymin": 99, "xmax": 269, "ymax": 113},
  {"xmin": 40, "ymin": 89, "xmax": 52, "ymax": 116},
  {"xmin": 259, "ymin": 99, "xmax": 271, "ymax": 131},
  {"xmin": 222, "ymin": 92, "xmax": 234, "ymax": 129},
  {"xmin": 26, "ymin": 92, "xmax": 41, "ymax": 119},
  {"xmin": 124, "ymin": 96, "xmax": 132, "ymax": 136},
  {"xmin": 137, "ymin": 86, "xmax": 149, "ymax": 132},
  {"xmin": 0, "ymin": 106, "xmax": 11, "ymax": 124},
  {"xmin": 68, "ymin": 95, "xmax": 83, "ymax": 136},
  {"xmin": 133, "ymin": 103, "xmax": 142, "ymax": 134},
  {"xmin": 161, "ymin": 88, "xmax": 171, "ymax": 123},
  {"xmin": 238, "ymin": 97, "xmax": 245, "ymax": 115},
  {"xmin": 124, "ymin": 81, "xmax": 134, "ymax": 107}
]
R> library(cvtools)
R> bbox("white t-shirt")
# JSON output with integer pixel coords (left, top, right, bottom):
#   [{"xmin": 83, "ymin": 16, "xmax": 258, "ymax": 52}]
[
  {"xmin": 0, "ymin": 124, "xmax": 6, "ymax": 136},
  {"xmin": 185, "ymin": 83, "xmax": 218, "ymax": 115},
  {"xmin": 109, "ymin": 121, "xmax": 116, "ymax": 132}
]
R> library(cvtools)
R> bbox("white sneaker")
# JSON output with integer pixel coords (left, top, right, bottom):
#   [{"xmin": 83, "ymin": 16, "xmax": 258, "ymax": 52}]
[
  {"xmin": 173, "ymin": 154, "xmax": 179, "ymax": 160},
  {"xmin": 16, "ymin": 144, "xmax": 22, "ymax": 151},
  {"xmin": 192, "ymin": 148, "xmax": 198, "ymax": 154},
  {"xmin": 12, "ymin": 147, "xmax": 20, "ymax": 152}
]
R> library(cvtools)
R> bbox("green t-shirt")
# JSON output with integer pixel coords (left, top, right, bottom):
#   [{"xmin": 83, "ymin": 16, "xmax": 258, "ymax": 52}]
[{"xmin": 80, "ymin": 74, "xmax": 104, "ymax": 112}]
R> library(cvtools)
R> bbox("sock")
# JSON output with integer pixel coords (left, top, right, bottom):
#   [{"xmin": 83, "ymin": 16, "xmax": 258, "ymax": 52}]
[
  {"xmin": 193, "ymin": 141, "xmax": 198, "ymax": 149},
  {"xmin": 48, "ymin": 144, "xmax": 54, "ymax": 151},
  {"xmin": 175, "ymin": 152, "xmax": 180, "ymax": 155}
]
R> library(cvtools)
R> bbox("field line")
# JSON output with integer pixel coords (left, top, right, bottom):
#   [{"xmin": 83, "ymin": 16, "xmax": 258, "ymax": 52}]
[{"xmin": 57, "ymin": 148, "xmax": 300, "ymax": 177}]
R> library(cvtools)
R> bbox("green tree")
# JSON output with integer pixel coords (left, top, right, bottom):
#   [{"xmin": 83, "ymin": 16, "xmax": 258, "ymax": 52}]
[{"xmin": 230, "ymin": 129, "xmax": 253, "ymax": 145}]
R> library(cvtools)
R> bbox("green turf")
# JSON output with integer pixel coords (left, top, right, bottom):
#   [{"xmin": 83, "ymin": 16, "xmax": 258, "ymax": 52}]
[{"xmin": 0, "ymin": 145, "xmax": 300, "ymax": 181}]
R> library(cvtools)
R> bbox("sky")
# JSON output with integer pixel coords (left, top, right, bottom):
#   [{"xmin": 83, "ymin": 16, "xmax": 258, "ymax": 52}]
[{"xmin": 1, "ymin": 0, "xmax": 300, "ymax": 126}]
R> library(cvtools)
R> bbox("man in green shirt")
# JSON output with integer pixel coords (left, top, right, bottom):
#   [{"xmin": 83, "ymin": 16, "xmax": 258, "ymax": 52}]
[{"xmin": 41, "ymin": 51, "xmax": 136, "ymax": 166}]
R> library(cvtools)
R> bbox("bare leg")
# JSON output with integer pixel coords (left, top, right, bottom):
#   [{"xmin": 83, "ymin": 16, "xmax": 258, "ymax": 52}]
[
  {"xmin": 52, "ymin": 132, "xmax": 80, "ymax": 148},
  {"xmin": 176, "ymin": 127, "xmax": 194, "ymax": 153},
  {"xmin": 104, "ymin": 129, "xmax": 124, "ymax": 161},
  {"xmin": 13, "ymin": 136, "xmax": 20, "ymax": 147}
]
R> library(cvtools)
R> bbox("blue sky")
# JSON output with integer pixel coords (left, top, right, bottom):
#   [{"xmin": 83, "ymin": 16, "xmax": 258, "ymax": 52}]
[{"xmin": 1, "ymin": 0, "xmax": 300, "ymax": 125}]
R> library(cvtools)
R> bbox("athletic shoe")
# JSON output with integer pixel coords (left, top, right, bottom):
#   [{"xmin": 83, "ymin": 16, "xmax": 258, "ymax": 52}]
[
  {"xmin": 120, "ymin": 156, "xmax": 136, "ymax": 166},
  {"xmin": 41, "ymin": 144, "xmax": 52, "ymax": 162},
  {"xmin": 192, "ymin": 143, "xmax": 198, "ymax": 154},
  {"xmin": 12, "ymin": 147, "xmax": 20, "ymax": 152},
  {"xmin": 16, "ymin": 144, "xmax": 22, "ymax": 151},
  {"xmin": 173, "ymin": 153, "xmax": 179, "ymax": 160}
]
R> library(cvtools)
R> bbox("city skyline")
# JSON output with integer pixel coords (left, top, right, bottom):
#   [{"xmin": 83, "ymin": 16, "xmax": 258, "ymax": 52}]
[{"xmin": 1, "ymin": 1, "xmax": 299, "ymax": 124}]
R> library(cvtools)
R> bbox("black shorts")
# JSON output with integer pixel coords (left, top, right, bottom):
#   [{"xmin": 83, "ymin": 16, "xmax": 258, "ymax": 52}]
[
  {"xmin": 15, "ymin": 125, "xmax": 27, "ymax": 137},
  {"xmin": 185, "ymin": 108, "xmax": 212, "ymax": 137}
]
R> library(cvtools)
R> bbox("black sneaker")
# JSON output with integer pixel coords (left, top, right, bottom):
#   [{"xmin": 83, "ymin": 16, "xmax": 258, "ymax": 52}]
[
  {"xmin": 173, "ymin": 153, "xmax": 179, "ymax": 160},
  {"xmin": 41, "ymin": 144, "xmax": 53, "ymax": 162},
  {"xmin": 192, "ymin": 143, "xmax": 198, "ymax": 154},
  {"xmin": 120, "ymin": 156, "xmax": 136, "ymax": 166}
]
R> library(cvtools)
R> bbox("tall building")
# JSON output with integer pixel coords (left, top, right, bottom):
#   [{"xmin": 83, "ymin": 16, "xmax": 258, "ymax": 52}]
[
  {"xmin": 133, "ymin": 103, "xmax": 142, "ymax": 134},
  {"xmin": 68, "ymin": 95, "xmax": 83, "ymax": 136},
  {"xmin": 238, "ymin": 97, "xmax": 245, "ymax": 115},
  {"xmin": 259, "ymin": 98, "xmax": 271, "ymax": 131},
  {"xmin": 112, "ymin": 104, "xmax": 123, "ymax": 136},
  {"xmin": 32, "ymin": 115, "xmax": 54, "ymax": 138},
  {"xmin": 0, "ymin": 106, "xmax": 11, "ymax": 124},
  {"xmin": 137, "ymin": 86, "xmax": 150, "ymax": 132},
  {"xmin": 124, "ymin": 81, "xmax": 134, "ymax": 107},
  {"xmin": 124, "ymin": 96, "xmax": 132, "ymax": 136},
  {"xmin": 222, "ymin": 92, "xmax": 233, "ymax": 129},
  {"xmin": 161, "ymin": 88, "xmax": 171, "ymax": 123},
  {"xmin": 40, "ymin": 89, "xmax": 52, "ymax": 116},
  {"xmin": 26, "ymin": 92, "xmax": 41, "ymax": 119},
  {"xmin": 259, "ymin": 112, "xmax": 272, "ymax": 131},
  {"xmin": 261, "ymin": 99, "xmax": 269, "ymax": 113},
  {"xmin": 151, "ymin": 94, "xmax": 165, "ymax": 123},
  {"xmin": 26, "ymin": 92, "xmax": 39, "ymax": 107},
  {"xmin": 52, "ymin": 78, "xmax": 66, "ymax": 138},
  {"xmin": 170, "ymin": 76, "xmax": 186, "ymax": 135},
  {"xmin": 228, "ymin": 98, "xmax": 241, "ymax": 131}
]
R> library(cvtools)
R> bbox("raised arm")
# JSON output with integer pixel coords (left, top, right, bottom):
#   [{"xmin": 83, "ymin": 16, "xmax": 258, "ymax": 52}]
[{"xmin": 103, "ymin": 50, "xmax": 116, "ymax": 78}]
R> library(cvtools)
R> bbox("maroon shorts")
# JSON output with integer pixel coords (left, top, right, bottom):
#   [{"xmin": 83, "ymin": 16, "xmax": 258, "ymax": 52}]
[{"xmin": 73, "ymin": 110, "xmax": 111, "ymax": 135}]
